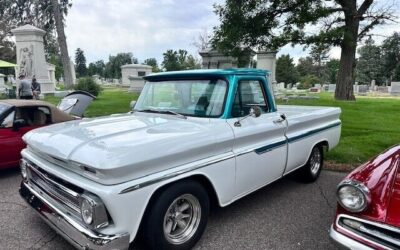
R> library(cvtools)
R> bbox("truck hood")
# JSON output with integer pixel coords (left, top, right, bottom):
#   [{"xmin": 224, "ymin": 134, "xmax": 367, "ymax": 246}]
[{"xmin": 23, "ymin": 113, "xmax": 233, "ymax": 185}]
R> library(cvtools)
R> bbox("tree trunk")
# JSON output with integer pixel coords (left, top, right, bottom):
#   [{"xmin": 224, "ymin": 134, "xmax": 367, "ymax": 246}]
[
  {"xmin": 51, "ymin": 0, "xmax": 73, "ymax": 88},
  {"xmin": 335, "ymin": 3, "xmax": 359, "ymax": 101}
]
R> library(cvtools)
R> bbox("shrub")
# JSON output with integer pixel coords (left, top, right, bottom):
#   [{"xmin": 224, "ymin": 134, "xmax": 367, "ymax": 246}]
[
  {"xmin": 74, "ymin": 77, "xmax": 102, "ymax": 97},
  {"xmin": 298, "ymin": 75, "xmax": 320, "ymax": 89}
]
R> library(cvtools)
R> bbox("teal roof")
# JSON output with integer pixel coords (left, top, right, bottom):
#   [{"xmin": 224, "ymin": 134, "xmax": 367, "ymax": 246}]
[{"xmin": 144, "ymin": 68, "xmax": 270, "ymax": 81}]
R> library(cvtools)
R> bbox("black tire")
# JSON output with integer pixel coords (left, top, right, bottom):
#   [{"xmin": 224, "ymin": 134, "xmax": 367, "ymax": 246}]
[
  {"xmin": 297, "ymin": 145, "xmax": 323, "ymax": 183},
  {"xmin": 142, "ymin": 180, "xmax": 210, "ymax": 250}
]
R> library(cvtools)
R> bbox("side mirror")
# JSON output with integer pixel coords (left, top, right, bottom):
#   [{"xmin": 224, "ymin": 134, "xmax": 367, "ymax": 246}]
[
  {"xmin": 249, "ymin": 106, "xmax": 261, "ymax": 118},
  {"xmin": 234, "ymin": 105, "xmax": 262, "ymax": 127},
  {"xmin": 13, "ymin": 119, "xmax": 27, "ymax": 130}
]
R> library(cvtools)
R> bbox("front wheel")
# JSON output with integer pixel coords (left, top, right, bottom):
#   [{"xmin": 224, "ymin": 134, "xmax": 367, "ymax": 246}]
[
  {"xmin": 298, "ymin": 145, "xmax": 323, "ymax": 182},
  {"xmin": 142, "ymin": 180, "xmax": 209, "ymax": 250}
]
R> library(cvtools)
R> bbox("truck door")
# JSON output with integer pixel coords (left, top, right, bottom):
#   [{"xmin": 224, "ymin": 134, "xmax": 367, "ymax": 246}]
[{"xmin": 227, "ymin": 77, "xmax": 287, "ymax": 197}]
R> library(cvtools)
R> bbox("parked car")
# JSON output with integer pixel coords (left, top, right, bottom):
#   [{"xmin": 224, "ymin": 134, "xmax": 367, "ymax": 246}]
[
  {"xmin": 19, "ymin": 69, "xmax": 341, "ymax": 250},
  {"xmin": 330, "ymin": 144, "xmax": 400, "ymax": 250},
  {"xmin": 0, "ymin": 91, "xmax": 95, "ymax": 169}
]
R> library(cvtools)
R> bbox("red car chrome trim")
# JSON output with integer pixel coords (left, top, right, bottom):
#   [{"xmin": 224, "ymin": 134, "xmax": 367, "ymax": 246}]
[{"xmin": 336, "ymin": 214, "xmax": 400, "ymax": 250}]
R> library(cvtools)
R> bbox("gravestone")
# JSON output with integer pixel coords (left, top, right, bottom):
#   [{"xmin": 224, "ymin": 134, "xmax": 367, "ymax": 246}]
[
  {"xmin": 390, "ymin": 82, "xmax": 400, "ymax": 95},
  {"xmin": 328, "ymin": 84, "xmax": 336, "ymax": 92},
  {"xmin": 376, "ymin": 86, "xmax": 388, "ymax": 93},
  {"xmin": 11, "ymin": 25, "xmax": 55, "ymax": 93},
  {"xmin": 277, "ymin": 82, "xmax": 285, "ymax": 90},
  {"xmin": 371, "ymin": 79, "xmax": 376, "ymax": 91},
  {"xmin": 257, "ymin": 51, "xmax": 277, "ymax": 83},
  {"xmin": 0, "ymin": 74, "xmax": 5, "ymax": 93},
  {"xmin": 358, "ymin": 85, "xmax": 368, "ymax": 93}
]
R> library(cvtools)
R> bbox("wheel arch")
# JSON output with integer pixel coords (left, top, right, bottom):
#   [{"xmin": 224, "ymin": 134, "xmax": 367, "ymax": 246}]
[{"xmin": 135, "ymin": 174, "xmax": 220, "ymax": 241}]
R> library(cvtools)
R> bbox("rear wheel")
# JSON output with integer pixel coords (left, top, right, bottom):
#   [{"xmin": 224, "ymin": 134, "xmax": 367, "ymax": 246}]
[
  {"xmin": 298, "ymin": 145, "xmax": 323, "ymax": 182},
  {"xmin": 142, "ymin": 180, "xmax": 209, "ymax": 250}
]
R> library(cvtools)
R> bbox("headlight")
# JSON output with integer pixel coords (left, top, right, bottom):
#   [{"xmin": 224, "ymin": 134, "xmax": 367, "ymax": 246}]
[
  {"xmin": 337, "ymin": 180, "xmax": 371, "ymax": 213},
  {"xmin": 80, "ymin": 194, "xmax": 109, "ymax": 229},
  {"xmin": 81, "ymin": 198, "xmax": 94, "ymax": 225},
  {"xmin": 20, "ymin": 159, "xmax": 28, "ymax": 179}
]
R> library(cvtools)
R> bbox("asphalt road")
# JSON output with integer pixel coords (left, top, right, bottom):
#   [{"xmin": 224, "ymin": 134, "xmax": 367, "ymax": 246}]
[{"xmin": 0, "ymin": 168, "xmax": 345, "ymax": 250}]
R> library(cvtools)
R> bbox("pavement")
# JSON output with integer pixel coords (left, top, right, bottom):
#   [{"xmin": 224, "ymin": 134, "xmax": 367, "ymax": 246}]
[{"xmin": 0, "ymin": 168, "xmax": 345, "ymax": 250}]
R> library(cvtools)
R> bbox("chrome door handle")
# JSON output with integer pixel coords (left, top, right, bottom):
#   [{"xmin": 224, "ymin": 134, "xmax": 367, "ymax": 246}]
[
  {"xmin": 273, "ymin": 118, "xmax": 285, "ymax": 124},
  {"xmin": 273, "ymin": 114, "xmax": 286, "ymax": 124}
]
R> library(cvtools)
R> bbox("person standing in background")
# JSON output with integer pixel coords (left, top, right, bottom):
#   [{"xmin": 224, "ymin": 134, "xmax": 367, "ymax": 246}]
[
  {"xmin": 18, "ymin": 74, "xmax": 33, "ymax": 99},
  {"xmin": 31, "ymin": 76, "xmax": 41, "ymax": 100}
]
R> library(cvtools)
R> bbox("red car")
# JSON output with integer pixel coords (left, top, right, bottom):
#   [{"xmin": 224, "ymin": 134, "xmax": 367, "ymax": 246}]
[
  {"xmin": 0, "ymin": 91, "xmax": 95, "ymax": 169},
  {"xmin": 330, "ymin": 145, "xmax": 400, "ymax": 249}
]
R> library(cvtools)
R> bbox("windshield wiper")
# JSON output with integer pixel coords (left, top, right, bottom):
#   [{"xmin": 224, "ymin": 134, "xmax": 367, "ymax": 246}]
[{"xmin": 135, "ymin": 109, "xmax": 187, "ymax": 119}]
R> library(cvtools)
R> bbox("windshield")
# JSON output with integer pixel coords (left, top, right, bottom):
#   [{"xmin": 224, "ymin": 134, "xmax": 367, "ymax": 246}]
[
  {"xmin": 0, "ymin": 103, "xmax": 10, "ymax": 115},
  {"xmin": 134, "ymin": 79, "xmax": 228, "ymax": 117}
]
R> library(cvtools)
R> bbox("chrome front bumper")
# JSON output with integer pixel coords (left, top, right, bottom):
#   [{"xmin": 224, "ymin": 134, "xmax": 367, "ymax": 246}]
[
  {"xmin": 20, "ymin": 181, "xmax": 130, "ymax": 250},
  {"xmin": 329, "ymin": 225, "xmax": 374, "ymax": 250}
]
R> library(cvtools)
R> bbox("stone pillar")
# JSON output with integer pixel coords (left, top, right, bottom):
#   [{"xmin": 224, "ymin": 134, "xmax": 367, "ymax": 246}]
[
  {"xmin": 0, "ymin": 74, "xmax": 5, "ymax": 86},
  {"xmin": 256, "ymin": 51, "xmax": 277, "ymax": 83},
  {"xmin": 11, "ymin": 24, "xmax": 55, "ymax": 93}
]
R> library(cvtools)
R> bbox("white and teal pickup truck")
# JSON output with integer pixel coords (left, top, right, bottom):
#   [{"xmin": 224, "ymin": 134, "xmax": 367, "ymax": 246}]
[{"xmin": 19, "ymin": 69, "xmax": 341, "ymax": 250}]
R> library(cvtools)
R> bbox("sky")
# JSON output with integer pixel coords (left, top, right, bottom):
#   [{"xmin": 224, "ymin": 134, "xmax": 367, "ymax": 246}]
[{"xmin": 64, "ymin": 0, "xmax": 400, "ymax": 65}]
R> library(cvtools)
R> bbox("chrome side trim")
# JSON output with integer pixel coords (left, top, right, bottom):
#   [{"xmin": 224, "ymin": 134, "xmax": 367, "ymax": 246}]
[
  {"xmin": 119, "ymin": 122, "xmax": 340, "ymax": 194},
  {"xmin": 329, "ymin": 225, "xmax": 374, "ymax": 250},
  {"xmin": 119, "ymin": 152, "xmax": 235, "ymax": 194},
  {"xmin": 335, "ymin": 214, "xmax": 398, "ymax": 250},
  {"xmin": 287, "ymin": 121, "xmax": 341, "ymax": 143}
]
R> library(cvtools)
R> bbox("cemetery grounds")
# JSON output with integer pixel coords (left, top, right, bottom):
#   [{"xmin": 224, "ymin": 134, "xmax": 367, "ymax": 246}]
[{"xmin": 2, "ymin": 87, "xmax": 399, "ymax": 171}]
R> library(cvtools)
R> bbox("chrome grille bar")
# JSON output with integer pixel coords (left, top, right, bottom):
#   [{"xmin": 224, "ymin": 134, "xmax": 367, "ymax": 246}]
[
  {"xmin": 27, "ymin": 164, "xmax": 81, "ymax": 214},
  {"xmin": 338, "ymin": 214, "xmax": 400, "ymax": 249}
]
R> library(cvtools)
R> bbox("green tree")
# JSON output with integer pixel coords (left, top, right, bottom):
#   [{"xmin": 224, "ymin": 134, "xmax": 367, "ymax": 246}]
[
  {"xmin": 144, "ymin": 58, "xmax": 160, "ymax": 72},
  {"xmin": 212, "ymin": 0, "xmax": 396, "ymax": 100},
  {"xmin": 162, "ymin": 49, "xmax": 201, "ymax": 71},
  {"xmin": 184, "ymin": 55, "xmax": 202, "ymax": 70},
  {"xmin": 381, "ymin": 32, "xmax": 400, "ymax": 83},
  {"xmin": 75, "ymin": 48, "xmax": 87, "ymax": 78},
  {"xmin": 310, "ymin": 45, "xmax": 330, "ymax": 79},
  {"xmin": 296, "ymin": 57, "xmax": 315, "ymax": 78},
  {"xmin": 356, "ymin": 37, "xmax": 384, "ymax": 85},
  {"xmin": 162, "ymin": 50, "xmax": 181, "ymax": 71},
  {"xmin": 322, "ymin": 59, "xmax": 340, "ymax": 85},
  {"xmin": 276, "ymin": 54, "xmax": 299, "ymax": 86},
  {"xmin": 104, "ymin": 53, "xmax": 136, "ymax": 79}
]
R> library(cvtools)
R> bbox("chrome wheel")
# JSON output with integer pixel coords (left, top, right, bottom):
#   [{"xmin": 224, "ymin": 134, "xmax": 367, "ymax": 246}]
[
  {"xmin": 310, "ymin": 147, "xmax": 322, "ymax": 175},
  {"xmin": 163, "ymin": 194, "xmax": 201, "ymax": 245}
]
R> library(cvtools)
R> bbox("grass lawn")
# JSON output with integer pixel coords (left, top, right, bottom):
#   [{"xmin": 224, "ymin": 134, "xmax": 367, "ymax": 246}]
[
  {"xmin": 45, "ymin": 88, "xmax": 399, "ymax": 169},
  {"xmin": 45, "ymin": 87, "xmax": 138, "ymax": 117},
  {"xmin": 277, "ymin": 93, "xmax": 400, "ymax": 168}
]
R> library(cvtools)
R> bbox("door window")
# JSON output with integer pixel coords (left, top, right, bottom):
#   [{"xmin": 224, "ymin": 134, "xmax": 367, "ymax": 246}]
[
  {"xmin": 15, "ymin": 107, "xmax": 51, "ymax": 126},
  {"xmin": 0, "ymin": 111, "xmax": 15, "ymax": 128},
  {"xmin": 232, "ymin": 80, "xmax": 269, "ymax": 117}
]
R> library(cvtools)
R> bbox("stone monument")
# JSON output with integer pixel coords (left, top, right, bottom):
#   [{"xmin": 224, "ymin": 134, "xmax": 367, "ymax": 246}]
[
  {"xmin": 390, "ymin": 82, "xmax": 400, "ymax": 96},
  {"xmin": 121, "ymin": 64, "xmax": 152, "ymax": 92},
  {"xmin": 256, "ymin": 51, "xmax": 277, "ymax": 83},
  {"xmin": 11, "ymin": 25, "xmax": 55, "ymax": 93},
  {"xmin": 199, "ymin": 48, "xmax": 255, "ymax": 69}
]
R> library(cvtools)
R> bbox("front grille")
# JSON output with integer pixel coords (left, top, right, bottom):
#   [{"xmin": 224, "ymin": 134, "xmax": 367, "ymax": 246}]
[
  {"xmin": 27, "ymin": 164, "xmax": 82, "ymax": 214},
  {"xmin": 338, "ymin": 215, "xmax": 400, "ymax": 249}
]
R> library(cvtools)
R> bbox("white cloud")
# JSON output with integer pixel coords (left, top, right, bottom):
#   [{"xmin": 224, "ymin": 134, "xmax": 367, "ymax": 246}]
[
  {"xmin": 64, "ymin": 0, "xmax": 399, "ymax": 65},
  {"xmin": 65, "ymin": 0, "xmax": 224, "ymax": 64}
]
